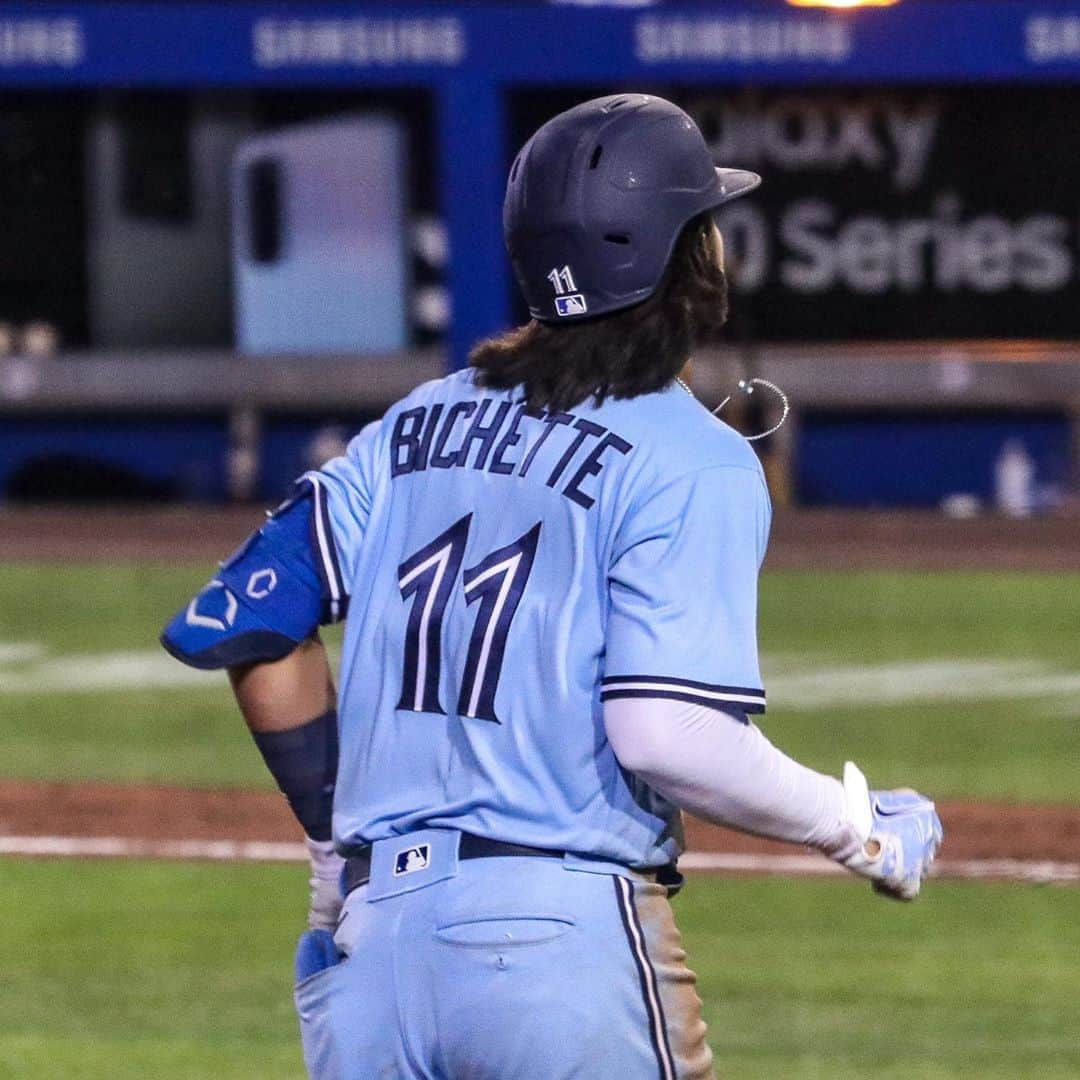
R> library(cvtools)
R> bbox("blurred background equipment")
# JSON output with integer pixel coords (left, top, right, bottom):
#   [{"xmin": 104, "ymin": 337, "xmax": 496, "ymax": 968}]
[
  {"xmin": 0, "ymin": 0, "xmax": 1076, "ymax": 508},
  {"xmin": 19, "ymin": 321, "xmax": 61, "ymax": 357},
  {"xmin": 232, "ymin": 115, "xmax": 408, "ymax": 356},
  {"xmin": 87, "ymin": 95, "xmax": 249, "ymax": 349}
]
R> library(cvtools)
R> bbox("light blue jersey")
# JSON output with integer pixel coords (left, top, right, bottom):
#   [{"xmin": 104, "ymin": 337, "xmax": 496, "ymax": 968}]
[{"xmin": 308, "ymin": 368, "xmax": 770, "ymax": 870}]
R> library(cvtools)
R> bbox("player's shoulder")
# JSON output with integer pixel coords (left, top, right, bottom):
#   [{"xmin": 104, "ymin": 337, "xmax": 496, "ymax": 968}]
[
  {"xmin": 601, "ymin": 381, "xmax": 764, "ymax": 481},
  {"xmin": 375, "ymin": 369, "xmax": 482, "ymax": 426},
  {"xmin": 348, "ymin": 369, "xmax": 479, "ymax": 457},
  {"xmin": 392, "ymin": 367, "xmax": 480, "ymax": 413}
]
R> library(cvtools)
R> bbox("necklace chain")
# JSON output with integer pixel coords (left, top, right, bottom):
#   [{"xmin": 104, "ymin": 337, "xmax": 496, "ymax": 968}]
[{"xmin": 673, "ymin": 374, "xmax": 791, "ymax": 442}]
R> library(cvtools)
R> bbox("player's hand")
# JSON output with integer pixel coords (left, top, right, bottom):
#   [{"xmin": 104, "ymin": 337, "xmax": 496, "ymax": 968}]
[
  {"xmin": 306, "ymin": 837, "xmax": 345, "ymax": 931},
  {"xmin": 836, "ymin": 762, "xmax": 943, "ymax": 901}
]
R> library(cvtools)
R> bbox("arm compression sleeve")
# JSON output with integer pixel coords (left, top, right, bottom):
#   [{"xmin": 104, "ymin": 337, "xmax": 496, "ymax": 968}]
[
  {"xmin": 604, "ymin": 697, "xmax": 858, "ymax": 856},
  {"xmin": 251, "ymin": 709, "xmax": 337, "ymax": 842}
]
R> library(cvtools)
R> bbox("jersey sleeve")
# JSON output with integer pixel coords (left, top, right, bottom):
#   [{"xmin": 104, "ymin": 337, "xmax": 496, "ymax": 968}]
[
  {"xmin": 297, "ymin": 419, "xmax": 382, "ymax": 622},
  {"xmin": 603, "ymin": 465, "xmax": 771, "ymax": 715}
]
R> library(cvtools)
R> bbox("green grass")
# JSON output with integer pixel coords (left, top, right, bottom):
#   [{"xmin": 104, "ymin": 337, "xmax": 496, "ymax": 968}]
[
  {"xmin": 761, "ymin": 697, "xmax": 1080, "ymax": 804},
  {"xmin": 0, "ymin": 564, "xmax": 1077, "ymax": 799},
  {"xmin": 680, "ymin": 874, "xmax": 1080, "ymax": 1079},
  {"xmin": 757, "ymin": 570, "xmax": 1080, "ymax": 801},
  {"xmin": 0, "ymin": 859, "xmax": 306, "ymax": 1078},
  {"xmin": 1, "ymin": 859, "xmax": 1076, "ymax": 1078},
  {"xmin": 2, "ymin": 689, "xmax": 274, "ymax": 788},
  {"xmin": 0, "ymin": 564, "xmax": 328, "ymax": 789},
  {"xmin": 761, "ymin": 570, "xmax": 1080, "ymax": 667},
  {"xmin": 0, "ymin": 564, "xmax": 210, "ymax": 656}
]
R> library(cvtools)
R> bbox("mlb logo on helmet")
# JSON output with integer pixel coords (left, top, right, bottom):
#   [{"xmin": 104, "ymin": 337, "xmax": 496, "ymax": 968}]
[
  {"xmin": 393, "ymin": 843, "xmax": 431, "ymax": 876},
  {"xmin": 555, "ymin": 294, "xmax": 588, "ymax": 317},
  {"xmin": 547, "ymin": 264, "xmax": 587, "ymax": 317}
]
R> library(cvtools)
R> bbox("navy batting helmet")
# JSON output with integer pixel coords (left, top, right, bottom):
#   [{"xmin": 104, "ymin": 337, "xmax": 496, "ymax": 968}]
[{"xmin": 504, "ymin": 94, "xmax": 760, "ymax": 324}]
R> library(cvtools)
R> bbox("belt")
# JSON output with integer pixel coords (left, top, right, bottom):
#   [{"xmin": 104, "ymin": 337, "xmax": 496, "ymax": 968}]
[{"xmin": 343, "ymin": 834, "xmax": 566, "ymax": 896}]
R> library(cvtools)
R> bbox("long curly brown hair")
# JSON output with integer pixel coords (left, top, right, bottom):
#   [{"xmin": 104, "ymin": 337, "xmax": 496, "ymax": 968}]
[{"xmin": 470, "ymin": 212, "xmax": 728, "ymax": 413}]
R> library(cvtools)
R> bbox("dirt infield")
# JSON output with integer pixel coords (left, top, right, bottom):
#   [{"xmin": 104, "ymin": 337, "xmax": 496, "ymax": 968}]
[
  {"xmin": 2, "ymin": 778, "xmax": 1077, "ymax": 872},
  {"xmin": 1, "ymin": 506, "xmax": 1079, "ymax": 569}
]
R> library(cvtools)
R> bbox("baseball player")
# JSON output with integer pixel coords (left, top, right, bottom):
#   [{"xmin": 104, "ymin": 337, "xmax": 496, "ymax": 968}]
[{"xmin": 162, "ymin": 94, "xmax": 942, "ymax": 1079}]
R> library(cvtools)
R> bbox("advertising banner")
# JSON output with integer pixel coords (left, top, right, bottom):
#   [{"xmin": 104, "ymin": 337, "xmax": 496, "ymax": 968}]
[{"xmin": 515, "ymin": 86, "xmax": 1080, "ymax": 341}]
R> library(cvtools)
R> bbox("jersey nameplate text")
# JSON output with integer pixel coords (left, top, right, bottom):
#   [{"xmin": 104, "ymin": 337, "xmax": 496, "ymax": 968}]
[{"xmin": 389, "ymin": 397, "xmax": 633, "ymax": 510}]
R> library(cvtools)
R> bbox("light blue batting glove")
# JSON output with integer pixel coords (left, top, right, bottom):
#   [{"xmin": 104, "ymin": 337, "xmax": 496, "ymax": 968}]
[{"xmin": 839, "ymin": 762, "xmax": 944, "ymax": 901}]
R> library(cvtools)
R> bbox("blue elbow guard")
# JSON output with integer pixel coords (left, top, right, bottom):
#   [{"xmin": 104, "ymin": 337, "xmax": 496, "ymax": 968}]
[{"xmin": 161, "ymin": 491, "xmax": 328, "ymax": 670}]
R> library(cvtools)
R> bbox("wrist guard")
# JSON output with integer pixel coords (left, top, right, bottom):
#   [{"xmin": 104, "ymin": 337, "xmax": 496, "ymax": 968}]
[{"xmin": 252, "ymin": 709, "xmax": 338, "ymax": 841}]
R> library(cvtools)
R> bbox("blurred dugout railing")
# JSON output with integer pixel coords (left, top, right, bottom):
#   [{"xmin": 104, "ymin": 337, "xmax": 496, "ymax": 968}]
[{"xmin": 1, "ymin": 343, "xmax": 1076, "ymax": 503}]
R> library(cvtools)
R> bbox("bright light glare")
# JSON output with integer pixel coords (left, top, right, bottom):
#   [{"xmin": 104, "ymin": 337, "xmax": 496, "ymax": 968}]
[{"xmin": 786, "ymin": 0, "xmax": 901, "ymax": 8}]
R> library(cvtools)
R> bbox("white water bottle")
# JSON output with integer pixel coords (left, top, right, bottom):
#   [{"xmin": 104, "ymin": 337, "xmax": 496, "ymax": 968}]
[{"xmin": 994, "ymin": 439, "xmax": 1035, "ymax": 517}]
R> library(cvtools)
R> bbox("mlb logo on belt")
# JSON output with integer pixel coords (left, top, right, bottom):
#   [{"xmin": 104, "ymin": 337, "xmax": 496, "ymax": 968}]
[
  {"xmin": 394, "ymin": 843, "xmax": 431, "ymax": 876},
  {"xmin": 555, "ymin": 294, "xmax": 588, "ymax": 317}
]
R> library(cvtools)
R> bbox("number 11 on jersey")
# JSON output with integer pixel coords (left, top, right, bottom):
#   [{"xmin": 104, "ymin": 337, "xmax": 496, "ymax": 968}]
[{"xmin": 397, "ymin": 515, "xmax": 541, "ymax": 724}]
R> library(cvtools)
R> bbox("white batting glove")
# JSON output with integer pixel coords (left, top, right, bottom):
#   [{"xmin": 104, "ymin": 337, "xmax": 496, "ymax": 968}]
[
  {"xmin": 834, "ymin": 762, "xmax": 943, "ymax": 901},
  {"xmin": 306, "ymin": 837, "xmax": 345, "ymax": 931}
]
